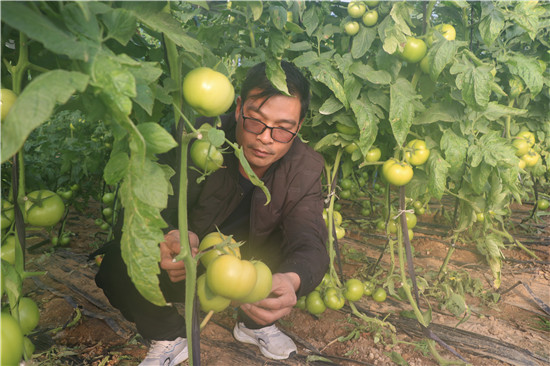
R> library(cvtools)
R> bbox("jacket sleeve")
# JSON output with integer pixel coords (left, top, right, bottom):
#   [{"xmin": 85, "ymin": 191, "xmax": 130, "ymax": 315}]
[{"xmin": 275, "ymin": 154, "xmax": 329, "ymax": 298}]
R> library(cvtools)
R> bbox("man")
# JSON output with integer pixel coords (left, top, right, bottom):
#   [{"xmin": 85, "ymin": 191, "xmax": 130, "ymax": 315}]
[{"xmin": 95, "ymin": 61, "xmax": 329, "ymax": 365}]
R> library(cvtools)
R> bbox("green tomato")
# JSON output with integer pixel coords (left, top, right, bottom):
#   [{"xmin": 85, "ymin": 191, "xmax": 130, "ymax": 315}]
[
  {"xmin": 363, "ymin": 281, "xmax": 375, "ymax": 296},
  {"xmin": 537, "ymin": 199, "xmax": 549, "ymax": 210},
  {"xmin": 372, "ymin": 287, "xmax": 387, "ymax": 302},
  {"xmin": 1, "ymin": 205, "xmax": 14, "ymax": 230},
  {"xmin": 51, "ymin": 236, "xmax": 59, "ymax": 246},
  {"xmin": 182, "ymin": 67, "xmax": 235, "ymax": 117},
  {"xmin": 420, "ymin": 55, "xmax": 431, "ymax": 74},
  {"xmin": 340, "ymin": 189, "xmax": 351, "ymax": 200},
  {"xmin": 347, "ymin": 1, "xmax": 366, "ymax": 18},
  {"xmin": 513, "ymin": 138, "xmax": 530, "ymax": 156},
  {"xmin": 344, "ymin": 142, "xmax": 359, "ymax": 154},
  {"xmin": 206, "ymin": 255, "xmax": 257, "ymax": 300},
  {"xmin": 102, "ymin": 192, "xmax": 115, "ymax": 204},
  {"xmin": 516, "ymin": 130, "xmax": 535, "ymax": 147},
  {"xmin": 362, "ymin": 10, "xmax": 378, "ymax": 27},
  {"xmin": 295, "ymin": 296, "xmax": 307, "ymax": 310},
  {"xmin": 17, "ymin": 297, "xmax": 40, "ymax": 335},
  {"xmin": 521, "ymin": 149, "xmax": 540, "ymax": 167},
  {"xmin": 336, "ymin": 122, "xmax": 359, "ymax": 136},
  {"xmin": 476, "ymin": 212, "xmax": 485, "ymax": 222},
  {"xmin": 344, "ymin": 278, "xmax": 364, "ymax": 302},
  {"xmin": 335, "ymin": 225, "xmax": 346, "ymax": 240},
  {"xmin": 197, "ymin": 274, "xmax": 231, "ymax": 313},
  {"xmin": 1, "ymin": 89, "xmax": 17, "ymax": 120},
  {"xmin": 382, "ymin": 159, "xmax": 414, "ymax": 186},
  {"xmin": 364, "ymin": 0, "xmax": 380, "ymax": 7},
  {"xmin": 25, "ymin": 190, "xmax": 65, "ymax": 227},
  {"xmin": 100, "ymin": 222, "xmax": 110, "ymax": 231},
  {"xmin": 306, "ymin": 290, "xmax": 326, "ymax": 315},
  {"xmin": 238, "ymin": 260, "xmax": 272, "ymax": 303},
  {"xmin": 413, "ymin": 201, "xmax": 423, "ymax": 210},
  {"xmin": 340, "ymin": 178, "xmax": 353, "ymax": 190},
  {"xmin": 1, "ymin": 312, "xmax": 24, "ymax": 366},
  {"xmin": 1, "ymin": 235, "xmax": 16, "ymax": 264},
  {"xmin": 344, "ymin": 21, "xmax": 360, "ymax": 36},
  {"xmin": 190, "ymin": 140, "xmax": 224, "ymax": 173},
  {"xmin": 102, "ymin": 207, "xmax": 113, "ymax": 218},
  {"xmin": 405, "ymin": 139, "xmax": 430, "ymax": 166},
  {"xmin": 57, "ymin": 189, "xmax": 73, "ymax": 200},
  {"xmin": 405, "ymin": 212, "xmax": 417, "ymax": 229},
  {"xmin": 199, "ymin": 232, "xmax": 240, "ymax": 268},
  {"xmin": 59, "ymin": 234, "xmax": 71, "ymax": 247},
  {"xmin": 323, "ymin": 287, "xmax": 345, "ymax": 310},
  {"xmin": 400, "ymin": 37, "xmax": 427, "ymax": 64},
  {"xmin": 365, "ymin": 147, "xmax": 381, "ymax": 162}
]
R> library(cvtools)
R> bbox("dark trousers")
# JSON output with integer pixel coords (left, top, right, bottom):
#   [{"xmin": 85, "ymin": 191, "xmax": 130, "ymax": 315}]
[{"xmin": 95, "ymin": 243, "xmax": 266, "ymax": 341}]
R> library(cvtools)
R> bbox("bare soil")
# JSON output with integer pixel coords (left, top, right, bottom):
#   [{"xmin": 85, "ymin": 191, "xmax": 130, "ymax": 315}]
[{"xmin": 19, "ymin": 198, "xmax": 550, "ymax": 366}]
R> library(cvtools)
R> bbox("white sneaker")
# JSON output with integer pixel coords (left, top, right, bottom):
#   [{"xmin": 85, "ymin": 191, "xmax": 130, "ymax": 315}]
[
  {"xmin": 233, "ymin": 322, "xmax": 297, "ymax": 360},
  {"xmin": 139, "ymin": 337, "xmax": 188, "ymax": 366}
]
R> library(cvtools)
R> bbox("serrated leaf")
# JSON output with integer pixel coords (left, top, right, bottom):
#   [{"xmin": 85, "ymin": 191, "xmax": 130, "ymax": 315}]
[
  {"xmin": 314, "ymin": 133, "xmax": 342, "ymax": 152},
  {"xmin": 350, "ymin": 97, "xmax": 378, "ymax": 158},
  {"xmin": 234, "ymin": 147, "xmax": 271, "ymax": 205},
  {"xmin": 310, "ymin": 64, "xmax": 349, "ymax": 110},
  {"xmin": 389, "ymin": 78, "xmax": 423, "ymax": 146},
  {"xmin": 452, "ymin": 60, "xmax": 491, "ymax": 110},
  {"xmin": 266, "ymin": 57, "xmax": 290, "ymax": 96},
  {"xmin": 351, "ymin": 27, "xmax": 376, "ymax": 59},
  {"xmin": 481, "ymin": 102, "xmax": 527, "ymax": 121},
  {"xmin": 414, "ymin": 102, "xmax": 462, "ymax": 125},
  {"xmin": 270, "ymin": 6, "xmax": 287, "ymax": 31},
  {"xmin": 470, "ymin": 163, "xmax": 491, "ymax": 194},
  {"xmin": 350, "ymin": 63, "xmax": 391, "ymax": 85},
  {"xmin": 248, "ymin": 1, "xmax": 263, "ymax": 21},
  {"xmin": 427, "ymin": 151, "xmax": 450, "ymax": 200},
  {"xmin": 2, "ymin": 2, "xmax": 91, "ymax": 61},
  {"xmin": 61, "ymin": 2, "xmax": 101, "ymax": 41},
  {"xmin": 92, "ymin": 53, "xmax": 136, "ymax": 116},
  {"xmin": 206, "ymin": 128, "xmax": 225, "ymax": 148},
  {"xmin": 104, "ymin": 152, "xmax": 130, "ymax": 185},
  {"xmin": 137, "ymin": 123, "xmax": 178, "ymax": 155},
  {"xmin": 122, "ymin": 2, "xmax": 203, "ymax": 56},
  {"xmin": 507, "ymin": 54, "xmax": 544, "ymax": 96},
  {"xmin": 479, "ymin": 3, "xmax": 504, "ymax": 46},
  {"xmin": 131, "ymin": 159, "xmax": 171, "ymax": 209},
  {"xmin": 302, "ymin": 6, "xmax": 320, "ymax": 36},
  {"xmin": 1, "ymin": 71, "xmax": 89, "ymax": 162},
  {"xmin": 441, "ymin": 130, "xmax": 468, "ymax": 176}
]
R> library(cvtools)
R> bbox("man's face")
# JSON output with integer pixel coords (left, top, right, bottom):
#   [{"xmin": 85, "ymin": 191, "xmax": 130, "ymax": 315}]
[{"xmin": 235, "ymin": 89, "xmax": 302, "ymax": 178}]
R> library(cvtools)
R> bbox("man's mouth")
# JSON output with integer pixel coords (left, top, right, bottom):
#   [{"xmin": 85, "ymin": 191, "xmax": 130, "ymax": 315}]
[{"xmin": 249, "ymin": 146, "xmax": 272, "ymax": 158}]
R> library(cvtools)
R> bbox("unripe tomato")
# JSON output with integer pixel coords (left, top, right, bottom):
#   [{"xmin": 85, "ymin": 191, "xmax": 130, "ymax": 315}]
[
  {"xmin": 344, "ymin": 142, "xmax": 359, "ymax": 154},
  {"xmin": 405, "ymin": 212, "xmax": 417, "ymax": 229},
  {"xmin": 347, "ymin": 1, "xmax": 366, "ymax": 18},
  {"xmin": 1, "ymin": 235, "xmax": 16, "ymax": 264},
  {"xmin": 306, "ymin": 290, "xmax": 326, "ymax": 315},
  {"xmin": 336, "ymin": 122, "xmax": 359, "ymax": 136},
  {"xmin": 365, "ymin": 147, "xmax": 381, "ymax": 162},
  {"xmin": 295, "ymin": 296, "xmax": 306, "ymax": 310},
  {"xmin": 323, "ymin": 287, "xmax": 345, "ymax": 310},
  {"xmin": 420, "ymin": 56, "xmax": 430, "ymax": 74},
  {"xmin": 400, "ymin": 37, "xmax": 427, "ymax": 64},
  {"xmin": 1, "ymin": 312, "xmax": 24, "ymax": 366},
  {"xmin": 102, "ymin": 192, "xmax": 115, "ymax": 204},
  {"xmin": 1, "ymin": 89, "xmax": 17, "ymax": 120},
  {"xmin": 363, "ymin": 281, "xmax": 375, "ymax": 296},
  {"xmin": 102, "ymin": 207, "xmax": 113, "ymax": 218},
  {"xmin": 25, "ymin": 190, "xmax": 65, "ymax": 227},
  {"xmin": 365, "ymin": 0, "xmax": 380, "ymax": 7},
  {"xmin": 197, "ymin": 274, "xmax": 231, "ymax": 313},
  {"xmin": 372, "ymin": 287, "xmax": 387, "ymax": 302},
  {"xmin": 198, "ymin": 232, "xmax": 240, "ymax": 268},
  {"xmin": 516, "ymin": 130, "xmax": 535, "ymax": 147},
  {"xmin": 190, "ymin": 140, "xmax": 224, "ymax": 173},
  {"xmin": 405, "ymin": 139, "xmax": 430, "ymax": 166},
  {"xmin": 436, "ymin": 24, "xmax": 456, "ymax": 41},
  {"xmin": 17, "ymin": 297, "xmax": 40, "ymax": 334},
  {"xmin": 513, "ymin": 138, "xmax": 531, "ymax": 156},
  {"xmin": 362, "ymin": 10, "xmax": 378, "ymax": 27},
  {"xmin": 344, "ymin": 278, "xmax": 364, "ymax": 302},
  {"xmin": 238, "ymin": 260, "xmax": 272, "ymax": 303},
  {"xmin": 182, "ymin": 67, "xmax": 235, "ymax": 117},
  {"xmin": 382, "ymin": 159, "xmax": 414, "ymax": 186},
  {"xmin": 344, "ymin": 21, "xmax": 360, "ymax": 36},
  {"xmin": 538, "ymin": 199, "xmax": 550, "ymax": 210},
  {"xmin": 206, "ymin": 255, "xmax": 257, "ymax": 300},
  {"xmin": 521, "ymin": 149, "xmax": 540, "ymax": 167},
  {"xmin": 335, "ymin": 225, "xmax": 346, "ymax": 240},
  {"xmin": 476, "ymin": 212, "xmax": 485, "ymax": 222},
  {"xmin": 1, "ymin": 202, "xmax": 14, "ymax": 230}
]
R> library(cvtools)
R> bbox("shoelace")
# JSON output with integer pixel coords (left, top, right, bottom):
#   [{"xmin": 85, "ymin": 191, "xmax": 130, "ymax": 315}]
[{"xmin": 146, "ymin": 340, "xmax": 178, "ymax": 357}]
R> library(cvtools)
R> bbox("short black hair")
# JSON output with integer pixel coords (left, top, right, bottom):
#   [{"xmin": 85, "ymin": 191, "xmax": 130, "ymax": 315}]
[{"xmin": 240, "ymin": 61, "xmax": 310, "ymax": 121}]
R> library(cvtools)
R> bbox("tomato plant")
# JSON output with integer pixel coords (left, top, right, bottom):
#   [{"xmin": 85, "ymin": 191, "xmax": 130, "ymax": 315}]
[
  {"xmin": 400, "ymin": 37, "xmax": 427, "ymax": 63},
  {"xmin": 344, "ymin": 21, "xmax": 360, "ymax": 37},
  {"xmin": 404, "ymin": 139, "xmax": 430, "ymax": 166},
  {"xmin": 347, "ymin": 2, "xmax": 366, "ymax": 18},
  {"xmin": 323, "ymin": 287, "xmax": 345, "ymax": 310},
  {"xmin": 362, "ymin": 10, "xmax": 378, "ymax": 27},
  {"xmin": 206, "ymin": 255, "xmax": 257, "ymax": 300},
  {"xmin": 521, "ymin": 149, "xmax": 540, "ymax": 167},
  {"xmin": 182, "ymin": 67, "xmax": 235, "ymax": 117},
  {"xmin": 537, "ymin": 199, "xmax": 549, "ymax": 210},
  {"xmin": 363, "ymin": 281, "xmax": 375, "ymax": 297},
  {"xmin": 24, "ymin": 190, "xmax": 65, "ymax": 227},
  {"xmin": 372, "ymin": 287, "xmax": 387, "ymax": 302},
  {"xmin": 365, "ymin": 147, "xmax": 381, "ymax": 163},
  {"xmin": 306, "ymin": 290, "xmax": 326, "ymax": 315}
]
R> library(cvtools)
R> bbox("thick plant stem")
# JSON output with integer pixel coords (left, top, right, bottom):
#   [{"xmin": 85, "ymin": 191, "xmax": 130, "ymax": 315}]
[
  {"xmin": 324, "ymin": 149, "xmax": 343, "ymax": 286},
  {"xmin": 437, "ymin": 233, "xmax": 459, "ymax": 281}
]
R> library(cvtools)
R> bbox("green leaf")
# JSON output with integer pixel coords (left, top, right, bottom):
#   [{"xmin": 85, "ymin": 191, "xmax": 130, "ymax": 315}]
[
  {"xmin": 414, "ymin": 102, "xmax": 462, "ymax": 124},
  {"xmin": 269, "ymin": 6, "xmax": 287, "ymax": 31},
  {"xmin": 441, "ymin": 130, "xmax": 468, "ymax": 176},
  {"xmin": 137, "ymin": 123, "xmax": 178, "ymax": 155},
  {"xmin": 351, "ymin": 27, "xmax": 376, "ymax": 59},
  {"xmin": 266, "ymin": 58, "xmax": 290, "ymax": 96},
  {"xmin": 104, "ymin": 152, "xmax": 130, "ymax": 185},
  {"xmin": 481, "ymin": 102, "xmax": 527, "ymax": 121},
  {"xmin": 319, "ymin": 96, "xmax": 343, "ymax": 115},
  {"xmin": 248, "ymin": 1, "xmax": 264, "ymax": 21},
  {"xmin": 427, "ymin": 39, "xmax": 460, "ymax": 81},
  {"xmin": 61, "ymin": 2, "xmax": 101, "ymax": 41},
  {"xmin": 350, "ymin": 63, "xmax": 391, "ymax": 85},
  {"xmin": 444, "ymin": 293, "xmax": 466, "ymax": 318},
  {"xmin": 470, "ymin": 163, "xmax": 491, "ymax": 195},
  {"xmin": 506, "ymin": 54, "xmax": 544, "ymax": 96},
  {"xmin": 1, "ymin": 71, "xmax": 89, "ymax": 163},
  {"xmin": 132, "ymin": 159, "xmax": 172, "ymax": 209},
  {"xmin": 206, "ymin": 128, "xmax": 226, "ymax": 148},
  {"xmin": 101, "ymin": 8, "xmax": 138, "ymax": 46},
  {"xmin": 233, "ymin": 147, "xmax": 271, "ymax": 205},
  {"xmin": 310, "ymin": 64, "xmax": 349, "ymax": 110},
  {"xmin": 302, "ymin": 6, "xmax": 320, "ymax": 36},
  {"xmin": 451, "ymin": 59, "xmax": 491, "ymax": 110},
  {"xmin": 350, "ymin": 97, "xmax": 378, "ymax": 158},
  {"xmin": 427, "ymin": 151, "xmax": 450, "ymax": 200},
  {"xmin": 314, "ymin": 133, "xmax": 342, "ymax": 152},
  {"xmin": 389, "ymin": 78, "xmax": 423, "ymax": 147},
  {"xmin": 2, "ymin": 2, "xmax": 91, "ymax": 61},
  {"xmin": 479, "ymin": 3, "xmax": 504, "ymax": 46},
  {"xmin": 123, "ymin": 2, "xmax": 203, "ymax": 56}
]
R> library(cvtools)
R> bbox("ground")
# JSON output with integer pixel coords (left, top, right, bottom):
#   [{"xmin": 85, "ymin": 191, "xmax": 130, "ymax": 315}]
[{"xmin": 18, "ymin": 196, "xmax": 550, "ymax": 366}]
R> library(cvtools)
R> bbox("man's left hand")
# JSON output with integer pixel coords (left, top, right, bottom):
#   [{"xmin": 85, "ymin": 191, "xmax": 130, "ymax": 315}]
[{"xmin": 239, "ymin": 272, "xmax": 300, "ymax": 326}]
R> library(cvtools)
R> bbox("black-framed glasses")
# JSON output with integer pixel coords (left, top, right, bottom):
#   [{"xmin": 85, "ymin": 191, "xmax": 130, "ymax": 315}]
[{"xmin": 240, "ymin": 108, "xmax": 297, "ymax": 143}]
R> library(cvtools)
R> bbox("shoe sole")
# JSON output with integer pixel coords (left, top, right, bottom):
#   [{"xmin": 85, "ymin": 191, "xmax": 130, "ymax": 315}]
[{"xmin": 233, "ymin": 325, "xmax": 295, "ymax": 360}]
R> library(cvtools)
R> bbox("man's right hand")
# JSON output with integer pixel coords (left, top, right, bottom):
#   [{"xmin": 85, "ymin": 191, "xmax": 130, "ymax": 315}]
[{"xmin": 159, "ymin": 230, "xmax": 199, "ymax": 282}]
